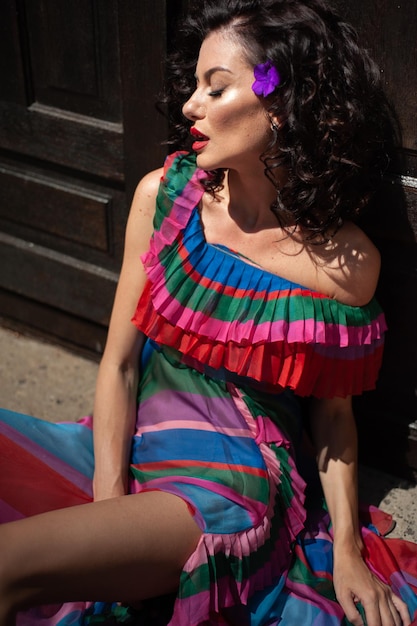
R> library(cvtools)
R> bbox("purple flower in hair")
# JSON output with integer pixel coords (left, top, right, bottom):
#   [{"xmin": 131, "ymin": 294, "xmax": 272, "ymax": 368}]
[{"xmin": 252, "ymin": 60, "xmax": 281, "ymax": 97}]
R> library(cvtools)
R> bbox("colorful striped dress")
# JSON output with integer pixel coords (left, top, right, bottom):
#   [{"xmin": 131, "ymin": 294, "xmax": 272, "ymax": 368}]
[{"xmin": 1, "ymin": 151, "xmax": 417, "ymax": 625}]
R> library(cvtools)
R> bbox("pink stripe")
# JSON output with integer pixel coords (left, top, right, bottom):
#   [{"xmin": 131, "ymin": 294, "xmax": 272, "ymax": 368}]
[
  {"xmin": 136, "ymin": 419, "xmax": 253, "ymax": 438},
  {"xmin": 149, "ymin": 278, "xmax": 386, "ymax": 346},
  {"xmin": 168, "ymin": 175, "xmax": 205, "ymax": 226},
  {"xmin": 300, "ymin": 526, "xmax": 333, "ymax": 543},
  {"xmin": 17, "ymin": 602, "xmax": 91, "ymax": 626},
  {"xmin": 285, "ymin": 578, "xmax": 338, "ymax": 613},
  {"xmin": 180, "ymin": 524, "xmax": 296, "ymax": 614},
  {"xmin": 169, "ymin": 589, "xmax": 211, "ymax": 626},
  {"xmin": 130, "ymin": 481, "xmax": 207, "ymax": 531},
  {"xmin": 0, "ymin": 421, "xmax": 91, "ymax": 494},
  {"xmin": 0, "ymin": 498, "xmax": 24, "ymax": 522},
  {"xmin": 390, "ymin": 570, "xmax": 417, "ymax": 595},
  {"xmin": 400, "ymin": 570, "xmax": 417, "ymax": 589},
  {"xmin": 144, "ymin": 168, "xmax": 205, "ymax": 260},
  {"xmin": 139, "ymin": 475, "xmax": 266, "ymax": 525}
]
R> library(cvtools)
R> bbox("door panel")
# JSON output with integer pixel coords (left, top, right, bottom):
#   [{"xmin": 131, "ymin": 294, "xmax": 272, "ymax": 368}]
[
  {"xmin": 0, "ymin": 1, "xmax": 28, "ymax": 105},
  {"xmin": 24, "ymin": 1, "xmax": 121, "ymax": 121},
  {"xmin": 0, "ymin": 163, "xmax": 114, "ymax": 255},
  {"xmin": 0, "ymin": 0, "xmax": 169, "ymax": 353},
  {"xmin": 0, "ymin": 103, "xmax": 124, "ymax": 181}
]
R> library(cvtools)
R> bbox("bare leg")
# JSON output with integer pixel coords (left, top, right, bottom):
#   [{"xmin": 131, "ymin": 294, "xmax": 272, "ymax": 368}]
[{"xmin": 0, "ymin": 491, "xmax": 202, "ymax": 624}]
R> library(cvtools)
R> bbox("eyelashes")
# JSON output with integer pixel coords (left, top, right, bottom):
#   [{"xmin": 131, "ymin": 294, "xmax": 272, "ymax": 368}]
[{"xmin": 208, "ymin": 89, "xmax": 225, "ymax": 98}]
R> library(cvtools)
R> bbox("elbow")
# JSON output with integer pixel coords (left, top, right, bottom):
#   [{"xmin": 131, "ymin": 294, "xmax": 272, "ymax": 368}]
[
  {"xmin": 309, "ymin": 399, "xmax": 357, "ymax": 470},
  {"xmin": 97, "ymin": 353, "xmax": 140, "ymax": 393}
]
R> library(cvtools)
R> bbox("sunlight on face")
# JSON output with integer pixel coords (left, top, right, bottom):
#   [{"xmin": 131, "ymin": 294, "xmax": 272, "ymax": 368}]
[{"xmin": 182, "ymin": 30, "xmax": 273, "ymax": 173}]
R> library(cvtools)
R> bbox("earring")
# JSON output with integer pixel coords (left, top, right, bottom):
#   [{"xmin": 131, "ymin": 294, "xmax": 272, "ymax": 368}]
[{"xmin": 270, "ymin": 120, "xmax": 280, "ymax": 132}]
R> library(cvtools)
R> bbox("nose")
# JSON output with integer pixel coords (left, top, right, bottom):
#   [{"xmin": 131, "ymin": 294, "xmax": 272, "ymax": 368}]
[{"xmin": 182, "ymin": 89, "xmax": 206, "ymax": 121}]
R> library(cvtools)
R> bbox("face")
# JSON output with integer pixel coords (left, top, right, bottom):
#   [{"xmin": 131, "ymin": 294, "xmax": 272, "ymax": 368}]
[{"xmin": 182, "ymin": 30, "xmax": 273, "ymax": 173}]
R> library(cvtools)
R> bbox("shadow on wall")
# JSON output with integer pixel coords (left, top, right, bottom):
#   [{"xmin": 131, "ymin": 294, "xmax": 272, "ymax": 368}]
[{"xmin": 355, "ymin": 161, "xmax": 417, "ymax": 480}]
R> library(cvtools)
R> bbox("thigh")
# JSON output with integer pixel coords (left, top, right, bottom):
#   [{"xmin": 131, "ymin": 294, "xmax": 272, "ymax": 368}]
[{"xmin": 0, "ymin": 491, "xmax": 202, "ymax": 610}]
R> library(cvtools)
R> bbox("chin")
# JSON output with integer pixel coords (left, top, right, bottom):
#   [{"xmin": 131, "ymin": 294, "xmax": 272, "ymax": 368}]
[{"xmin": 195, "ymin": 153, "xmax": 226, "ymax": 172}]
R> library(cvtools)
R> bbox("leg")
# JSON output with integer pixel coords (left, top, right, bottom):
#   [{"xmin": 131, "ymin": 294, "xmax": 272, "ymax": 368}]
[{"xmin": 0, "ymin": 491, "xmax": 201, "ymax": 623}]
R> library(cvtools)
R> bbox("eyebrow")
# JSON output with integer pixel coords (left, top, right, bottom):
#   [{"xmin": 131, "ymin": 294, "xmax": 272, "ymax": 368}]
[{"xmin": 194, "ymin": 66, "xmax": 233, "ymax": 81}]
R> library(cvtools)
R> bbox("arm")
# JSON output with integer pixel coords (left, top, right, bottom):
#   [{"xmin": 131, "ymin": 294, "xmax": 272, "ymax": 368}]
[
  {"xmin": 92, "ymin": 167, "xmax": 163, "ymax": 502},
  {"xmin": 310, "ymin": 397, "xmax": 410, "ymax": 626}
]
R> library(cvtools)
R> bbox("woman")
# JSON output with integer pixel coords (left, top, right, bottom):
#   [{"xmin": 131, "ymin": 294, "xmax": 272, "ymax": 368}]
[{"xmin": 1, "ymin": 1, "xmax": 416, "ymax": 624}]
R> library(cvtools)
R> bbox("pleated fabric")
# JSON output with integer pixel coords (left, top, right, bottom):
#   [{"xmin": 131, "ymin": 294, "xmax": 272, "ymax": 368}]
[
  {"xmin": 132, "ymin": 152, "xmax": 386, "ymax": 399},
  {"xmin": 1, "ymin": 151, "xmax": 416, "ymax": 625}
]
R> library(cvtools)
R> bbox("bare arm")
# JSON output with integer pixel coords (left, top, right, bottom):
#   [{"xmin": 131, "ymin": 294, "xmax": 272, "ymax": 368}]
[
  {"xmin": 310, "ymin": 397, "xmax": 410, "ymax": 626},
  {"xmin": 92, "ymin": 167, "xmax": 163, "ymax": 502},
  {"xmin": 310, "ymin": 397, "xmax": 362, "ymax": 550}
]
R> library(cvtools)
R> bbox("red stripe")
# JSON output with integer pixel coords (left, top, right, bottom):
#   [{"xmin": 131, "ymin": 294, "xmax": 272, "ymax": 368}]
[
  {"xmin": 161, "ymin": 151, "xmax": 187, "ymax": 181},
  {"xmin": 0, "ymin": 434, "xmax": 91, "ymax": 517},
  {"xmin": 176, "ymin": 240, "xmax": 323, "ymax": 301},
  {"xmin": 132, "ymin": 303, "xmax": 384, "ymax": 397},
  {"xmin": 131, "ymin": 458, "xmax": 268, "ymax": 478}
]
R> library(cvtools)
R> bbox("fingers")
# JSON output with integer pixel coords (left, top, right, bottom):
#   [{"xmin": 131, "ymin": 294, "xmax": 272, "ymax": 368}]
[
  {"xmin": 340, "ymin": 587, "xmax": 410, "ymax": 626},
  {"xmin": 361, "ymin": 587, "xmax": 409, "ymax": 626},
  {"xmin": 376, "ymin": 588, "xmax": 411, "ymax": 626},
  {"xmin": 361, "ymin": 593, "xmax": 383, "ymax": 626},
  {"xmin": 390, "ymin": 592, "xmax": 411, "ymax": 626},
  {"xmin": 340, "ymin": 596, "xmax": 365, "ymax": 626},
  {"xmin": 382, "ymin": 594, "xmax": 404, "ymax": 626}
]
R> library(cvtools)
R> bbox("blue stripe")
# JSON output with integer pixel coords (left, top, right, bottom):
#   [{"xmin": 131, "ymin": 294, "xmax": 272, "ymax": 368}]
[
  {"xmin": 0, "ymin": 409, "xmax": 94, "ymax": 479},
  {"xmin": 131, "ymin": 428, "xmax": 267, "ymax": 469},
  {"xmin": 182, "ymin": 209, "xmax": 300, "ymax": 291}
]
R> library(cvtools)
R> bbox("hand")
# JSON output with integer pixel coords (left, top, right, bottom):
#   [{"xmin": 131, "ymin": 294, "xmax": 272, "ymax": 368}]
[{"xmin": 333, "ymin": 547, "xmax": 411, "ymax": 626}]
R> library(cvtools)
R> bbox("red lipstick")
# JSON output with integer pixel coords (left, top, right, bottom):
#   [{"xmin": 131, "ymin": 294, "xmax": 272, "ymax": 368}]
[{"xmin": 190, "ymin": 127, "xmax": 209, "ymax": 152}]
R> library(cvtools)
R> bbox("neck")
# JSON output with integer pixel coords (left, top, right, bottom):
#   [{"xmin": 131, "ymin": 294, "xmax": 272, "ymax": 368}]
[{"xmin": 226, "ymin": 166, "xmax": 280, "ymax": 231}]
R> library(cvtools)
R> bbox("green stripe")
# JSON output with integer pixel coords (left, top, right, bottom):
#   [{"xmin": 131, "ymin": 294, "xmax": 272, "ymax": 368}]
[
  {"xmin": 139, "ymin": 348, "xmax": 230, "ymax": 402},
  {"xmin": 153, "ymin": 153, "xmax": 197, "ymax": 231},
  {"xmin": 179, "ymin": 444, "xmax": 298, "ymax": 598},
  {"xmin": 287, "ymin": 551, "xmax": 336, "ymax": 601},
  {"xmin": 131, "ymin": 466, "xmax": 269, "ymax": 503},
  {"xmin": 151, "ymin": 151, "xmax": 383, "ymax": 333},
  {"xmin": 156, "ymin": 248, "xmax": 381, "ymax": 327}
]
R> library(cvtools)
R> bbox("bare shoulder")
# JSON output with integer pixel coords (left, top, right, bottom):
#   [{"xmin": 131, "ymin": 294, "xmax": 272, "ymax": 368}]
[
  {"xmin": 131, "ymin": 167, "xmax": 164, "ymax": 217},
  {"xmin": 124, "ymin": 167, "xmax": 164, "ymax": 246},
  {"xmin": 99, "ymin": 167, "xmax": 164, "ymax": 364},
  {"xmin": 313, "ymin": 221, "xmax": 381, "ymax": 307}
]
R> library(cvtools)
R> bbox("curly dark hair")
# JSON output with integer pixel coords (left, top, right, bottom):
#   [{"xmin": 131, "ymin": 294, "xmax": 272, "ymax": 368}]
[{"xmin": 163, "ymin": 0, "xmax": 398, "ymax": 240}]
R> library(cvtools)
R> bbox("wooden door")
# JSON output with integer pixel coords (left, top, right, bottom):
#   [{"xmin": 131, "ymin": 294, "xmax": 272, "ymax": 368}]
[{"xmin": 0, "ymin": 0, "xmax": 172, "ymax": 355}]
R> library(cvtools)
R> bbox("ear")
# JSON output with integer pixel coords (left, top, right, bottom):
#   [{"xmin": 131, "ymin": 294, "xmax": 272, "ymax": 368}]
[{"xmin": 268, "ymin": 114, "xmax": 281, "ymax": 131}]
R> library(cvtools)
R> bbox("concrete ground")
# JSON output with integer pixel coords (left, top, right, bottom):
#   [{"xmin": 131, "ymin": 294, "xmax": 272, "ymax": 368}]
[{"xmin": 0, "ymin": 324, "xmax": 416, "ymax": 542}]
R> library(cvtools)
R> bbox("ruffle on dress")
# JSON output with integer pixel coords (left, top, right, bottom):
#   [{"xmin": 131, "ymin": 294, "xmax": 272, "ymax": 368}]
[
  {"xmin": 168, "ymin": 386, "xmax": 308, "ymax": 625},
  {"xmin": 133, "ymin": 152, "xmax": 386, "ymax": 399}
]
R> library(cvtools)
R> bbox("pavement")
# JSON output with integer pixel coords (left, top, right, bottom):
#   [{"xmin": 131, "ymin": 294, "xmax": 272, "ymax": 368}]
[{"xmin": 0, "ymin": 324, "xmax": 416, "ymax": 542}]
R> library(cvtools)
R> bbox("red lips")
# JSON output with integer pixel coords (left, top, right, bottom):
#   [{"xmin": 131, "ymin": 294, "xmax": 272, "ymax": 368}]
[
  {"xmin": 190, "ymin": 127, "xmax": 209, "ymax": 152},
  {"xmin": 190, "ymin": 127, "xmax": 209, "ymax": 140}
]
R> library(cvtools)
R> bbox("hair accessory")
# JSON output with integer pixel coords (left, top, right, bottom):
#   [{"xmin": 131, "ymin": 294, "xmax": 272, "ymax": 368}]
[{"xmin": 252, "ymin": 60, "xmax": 281, "ymax": 97}]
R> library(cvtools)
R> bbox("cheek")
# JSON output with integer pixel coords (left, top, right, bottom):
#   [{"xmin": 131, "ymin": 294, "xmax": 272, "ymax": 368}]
[
  {"xmin": 243, "ymin": 112, "xmax": 271, "ymax": 145},
  {"xmin": 215, "ymin": 109, "xmax": 270, "ymax": 144},
  {"xmin": 210, "ymin": 103, "xmax": 242, "ymax": 129},
  {"xmin": 209, "ymin": 93, "xmax": 271, "ymax": 148},
  {"xmin": 211, "ymin": 92, "xmax": 264, "ymax": 128}
]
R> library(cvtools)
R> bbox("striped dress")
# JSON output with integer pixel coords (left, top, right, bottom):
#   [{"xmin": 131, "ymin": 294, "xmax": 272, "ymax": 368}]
[{"xmin": 1, "ymin": 151, "xmax": 417, "ymax": 625}]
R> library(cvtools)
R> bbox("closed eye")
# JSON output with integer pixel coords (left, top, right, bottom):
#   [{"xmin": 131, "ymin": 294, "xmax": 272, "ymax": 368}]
[{"xmin": 208, "ymin": 89, "xmax": 224, "ymax": 98}]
